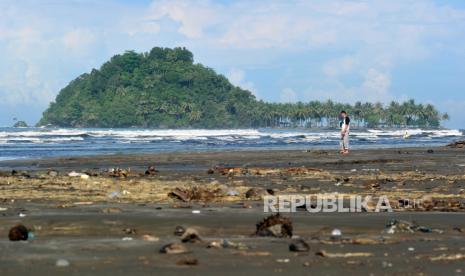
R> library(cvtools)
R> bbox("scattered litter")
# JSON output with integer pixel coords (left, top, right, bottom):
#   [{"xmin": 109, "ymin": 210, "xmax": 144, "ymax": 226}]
[
  {"xmin": 19, "ymin": 213, "xmax": 26, "ymax": 217},
  {"xmin": 180, "ymin": 228, "xmax": 202, "ymax": 243},
  {"xmin": 245, "ymin": 188, "xmax": 274, "ymax": 199},
  {"xmin": 235, "ymin": 251, "xmax": 272, "ymax": 257},
  {"xmin": 80, "ymin": 174, "xmax": 90, "ymax": 180},
  {"xmin": 382, "ymin": 261, "xmax": 393, "ymax": 268},
  {"xmin": 316, "ymin": 250, "xmax": 373, "ymax": 258},
  {"xmin": 107, "ymin": 191, "xmax": 121, "ymax": 199},
  {"xmin": 47, "ymin": 170, "xmax": 58, "ymax": 177},
  {"xmin": 227, "ymin": 189, "xmax": 240, "ymax": 196},
  {"xmin": 385, "ymin": 219, "xmax": 442, "ymax": 234},
  {"xmin": 289, "ymin": 239, "xmax": 310, "ymax": 252},
  {"xmin": 160, "ymin": 242, "xmax": 189, "ymax": 254},
  {"xmin": 331, "ymin": 228, "xmax": 342, "ymax": 237},
  {"xmin": 142, "ymin": 234, "xmax": 159, "ymax": 242},
  {"xmin": 0, "ymin": 207, "xmax": 8, "ymax": 211},
  {"xmin": 408, "ymin": 247, "xmax": 415, "ymax": 252},
  {"xmin": 169, "ymin": 186, "xmax": 223, "ymax": 202},
  {"xmin": 55, "ymin": 259, "xmax": 70, "ymax": 267},
  {"xmin": 9, "ymin": 224, "xmax": 29, "ymax": 241},
  {"xmin": 68, "ymin": 171, "xmax": 86, "ymax": 177},
  {"xmin": 122, "ymin": 237, "xmax": 133, "ymax": 241},
  {"xmin": 192, "ymin": 210, "xmax": 201, "ymax": 214},
  {"xmin": 255, "ymin": 213, "xmax": 293, "ymax": 238},
  {"xmin": 429, "ymin": 253, "xmax": 465, "ymax": 261},
  {"xmin": 145, "ymin": 165, "xmax": 159, "ymax": 175},
  {"xmin": 207, "ymin": 239, "xmax": 248, "ymax": 250},
  {"xmin": 122, "ymin": 228, "xmax": 137, "ymax": 235},
  {"xmin": 276, "ymin": 258, "xmax": 290, "ymax": 263},
  {"xmin": 447, "ymin": 140, "xmax": 465, "ymax": 148},
  {"xmin": 174, "ymin": 225, "xmax": 186, "ymax": 236},
  {"xmin": 108, "ymin": 168, "xmax": 129, "ymax": 178}
]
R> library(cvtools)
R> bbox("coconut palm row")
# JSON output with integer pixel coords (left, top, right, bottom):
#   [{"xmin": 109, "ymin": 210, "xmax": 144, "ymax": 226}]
[{"xmin": 247, "ymin": 99, "xmax": 447, "ymax": 128}]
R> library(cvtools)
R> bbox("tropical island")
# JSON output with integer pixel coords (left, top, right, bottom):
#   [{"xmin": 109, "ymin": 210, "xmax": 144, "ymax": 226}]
[{"xmin": 39, "ymin": 47, "xmax": 448, "ymax": 129}]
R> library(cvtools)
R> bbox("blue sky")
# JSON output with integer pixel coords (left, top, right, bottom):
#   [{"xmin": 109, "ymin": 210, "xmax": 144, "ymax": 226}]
[{"xmin": 1, "ymin": 0, "xmax": 465, "ymax": 128}]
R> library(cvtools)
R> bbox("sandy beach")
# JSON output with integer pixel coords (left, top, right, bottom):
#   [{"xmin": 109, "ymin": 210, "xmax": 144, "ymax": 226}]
[{"xmin": 1, "ymin": 147, "xmax": 465, "ymax": 275}]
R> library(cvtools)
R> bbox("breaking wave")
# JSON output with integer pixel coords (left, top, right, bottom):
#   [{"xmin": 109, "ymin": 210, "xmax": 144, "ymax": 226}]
[{"xmin": 0, "ymin": 127, "xmax": 463, "ymax": 160}]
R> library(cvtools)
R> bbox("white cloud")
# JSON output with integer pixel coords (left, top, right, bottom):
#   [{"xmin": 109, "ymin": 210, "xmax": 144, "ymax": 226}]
[
  {"xmin": 62, "ymin": 29, "xmax": 96, "ymax": 51},
  {"xmin": 148, "ymin": 0, "xmax": 221, "ymax": 38},
  {"xmin": 227, "ymin": 68, "xmax": 258, "ymax": 97},
  {"xmin": 323, "ymin": 56, "xmax": 357, "ymax": 77},
  {"xmin": 360, "ymin": 69, "xmax": 391, "ymax": 102}
]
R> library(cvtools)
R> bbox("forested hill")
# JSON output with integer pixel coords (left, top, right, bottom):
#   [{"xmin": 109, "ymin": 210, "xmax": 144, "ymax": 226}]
[{"xmin": 39, "ymin": 47, "xmax": 448, "ymax": 128}]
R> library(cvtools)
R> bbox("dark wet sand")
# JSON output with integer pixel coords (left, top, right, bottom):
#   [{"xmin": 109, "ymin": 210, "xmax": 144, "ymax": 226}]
[{"xmin": 1, "ymin": 148, "xmax": 465, "ymax": 275}]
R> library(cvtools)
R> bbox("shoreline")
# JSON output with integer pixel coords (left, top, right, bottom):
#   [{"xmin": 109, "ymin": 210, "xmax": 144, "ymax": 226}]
[{"xmin": 1, "ymin": 146, "xmax": 465, "ymax": 274}]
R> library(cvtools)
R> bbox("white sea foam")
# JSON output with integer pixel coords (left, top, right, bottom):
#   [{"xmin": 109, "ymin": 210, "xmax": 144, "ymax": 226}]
[{"xmin": 0, "ymin": 128, "xmax": 462, "ymax": 144}]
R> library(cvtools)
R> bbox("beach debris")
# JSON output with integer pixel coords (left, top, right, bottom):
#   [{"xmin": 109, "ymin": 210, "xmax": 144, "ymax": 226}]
[
  {"xmin": 429, "ymin": 253, "xmax": 465, "ymax": 261},
  {"xmin": 408, "ymin": 247, "xmax": 415, "ymax": 252},
  {"xmin": 453, "ymin": 227, "xmax": 464, "ymax": 233},
  {"xmin": 122, "ymin": 237, "xmax": 133, "ymax": 241},
  {"xmin": 107, "ymin": 191, "xmax": 121, "ymax": 199},
  {"xmin": 207, "ymin": 239, "xmax": 248, "ymax": 250},
  {"xmin": 145, "ymin": 165, "xmax": 158, "ymax": 175},
  {"xmin": 160, "ymin": 242, "xmax": 189, "ymax": 254},
  {"xmin": 208, "ymin": 166, "xmax": 324, "ymax": 177},
  {"xmin": 180, "ymin": 228, "xmax": 202, "ymax": 243},
  {"xmin": 174, "ymin": 225, "xmax": 186, "ymax": 236},
  {"xmin": 192, "ymin": 210, "xmax": 201, "ymax": 214},
  {"xmin": 316, "ymin": 250, "xmax": 373, "ymax": 258},
  {"xmin": 331, "ymin": 228, "xmax": 342, "ymax": 237},
  {"xmin": 168, "ymin": 186, "xmax": 222, "ymax": 202},
  {"xmin": 226, "ymin": 189, "xmax": 240, "ymax": 196},
  {"xmin": 235, "ymin": 251, "xmax": 272, "ymax": 257},
  {"xmin": 18, "ymin": 212, "xmax": 27, "ymax": 217},
  {"xmin": 255, "ymin": 213, "xmax": 293, "ymax": 238},
  {"xmin": 68, "ymin": 171, "xmax": 87, "ymax": 177},
  {"xmin": 385, "ymin": 219, "xmax": 441, "ymax": 234},
  {"xmin": 142, "ymin": 234, "xmax": 159, "ymax": 242},
  {"xmin": 108, "ymin": 168, "xmax": 129, "ymax": 178},
  {"xmin": 447, "ymin": 140, "xmax": 465, "ymax": 148},
  {"xmin": 9, "ymin": 224, "xmax": 29, "ymax": 241},
  {"xmin": 382, "ymin": 261, "xmax": 393, "ymax": 268},
  {"xmin": 123, "ymin": 228, "xmax": 137, "ymax": 235},
  {"xmin": 0, "ymin": 207, "xmax": 8, "ymax": 211},
  {"xmin": 80, "ymin": 174, "xmax": 90, "ymax": 180},
  {"xmin": 245, "ymin": 187, "xmax": 274, "ymax": 199},
  {"xmin": 55, "ymin": 259, "xmax": 70, "ymax": 267},
  {"xmin": 427, "ymin": 149, "xmax": 434, "ymax": 154},
  {"xmin": 276, "ymin": 258, "xmax": 290, "ymax": 263},
  {"xmin": 176, "ymin": 257, "xmax": 198, "ymax": 266},
  {"xmin": 47, "ymin": 170, "xmax": 58, "ymax": 177},
  {"xmin": 289, "ymin": 239, "xmax": 310, "ymax": 252},
  {"xmin": 318, "ymin": 236, "xmax": 383, "ymax": 245},
  {"xmin": 11, "ymin": 170, "xmax": 30, "ymax": 178}
]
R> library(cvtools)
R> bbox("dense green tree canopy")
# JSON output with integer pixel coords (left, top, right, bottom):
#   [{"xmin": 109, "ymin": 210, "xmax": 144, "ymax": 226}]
[{"xmin": 39, "ymin": 47, "xmax": 448, "ymax": 128}]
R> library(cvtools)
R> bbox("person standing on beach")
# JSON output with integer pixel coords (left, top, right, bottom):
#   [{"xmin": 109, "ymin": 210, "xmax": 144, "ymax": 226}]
[{"xmin": 339, "ymin": 111, "xmax": 350, "ymax": 155}]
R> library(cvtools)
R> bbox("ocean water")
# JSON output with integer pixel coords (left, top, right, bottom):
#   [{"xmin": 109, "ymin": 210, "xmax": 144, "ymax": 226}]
[{"xmin": 0, "ymin": 127, "xmax": 463, "ymax": 161}]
